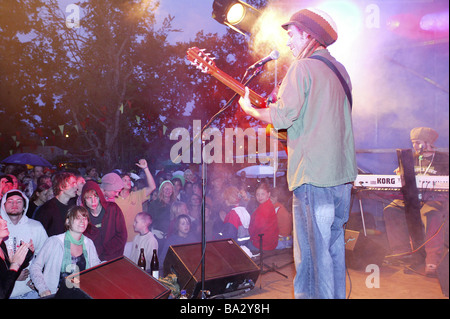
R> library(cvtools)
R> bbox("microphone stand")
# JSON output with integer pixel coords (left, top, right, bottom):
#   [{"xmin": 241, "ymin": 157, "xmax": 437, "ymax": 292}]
[{"xmin": 198, "ymin": 65, "xmax": 264, "ymax": 299}]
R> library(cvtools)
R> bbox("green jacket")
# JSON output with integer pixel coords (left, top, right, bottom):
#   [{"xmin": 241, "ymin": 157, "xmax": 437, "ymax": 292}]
[{"xmin": 269, "ymin": 49, "xmax": 357, "ymax": 190}]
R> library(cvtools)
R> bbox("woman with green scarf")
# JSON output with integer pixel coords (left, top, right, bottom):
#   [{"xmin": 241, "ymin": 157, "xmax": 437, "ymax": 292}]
[{"xmin": 30, "ymin": 206, "xmax": 101, "ymax": 298}]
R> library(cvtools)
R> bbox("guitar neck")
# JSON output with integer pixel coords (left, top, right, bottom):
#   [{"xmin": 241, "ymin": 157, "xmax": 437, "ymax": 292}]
[
  {"xmin": 211, "ymin": 68, "xmax": 267, "ymax": 108},
  {"xmin": 187, "ymin": 47, "xmax": 267, "ymax": 108}
]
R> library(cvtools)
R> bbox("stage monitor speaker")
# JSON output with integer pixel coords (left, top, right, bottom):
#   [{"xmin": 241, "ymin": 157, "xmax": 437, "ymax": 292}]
[
  {"xmin": 345, "ymin": 229, "xmax": 386, "ymax": 270},
  {"xmin": 58, "ymin": 256, "xmax": 171, "ymax": 299},
  {"xmin": 437, "ymin": 251, "xmax": 449, "ymax": 297},
  {"xmin": 164, "ymin": 239, "xmax": 260, "ymax": 298}
]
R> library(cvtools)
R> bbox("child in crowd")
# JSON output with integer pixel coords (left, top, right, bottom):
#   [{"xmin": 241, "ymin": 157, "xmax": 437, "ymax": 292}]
[{"xmin": 125, "ymin": 212, "xmax": 158, "ymax": 272}]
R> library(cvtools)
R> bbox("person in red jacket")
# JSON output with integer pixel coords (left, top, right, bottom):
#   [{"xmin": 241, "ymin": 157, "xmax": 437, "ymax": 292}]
[
  {"xmin": 81, "ymin": 181, "xmax": 127, "ymax": 261},
  {"xmin": 249, "ymin": 183, "xmax": 279, "ymax": 251}
]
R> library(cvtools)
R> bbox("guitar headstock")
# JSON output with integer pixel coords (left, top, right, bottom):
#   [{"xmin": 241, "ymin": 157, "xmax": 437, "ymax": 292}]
[{"xmin": 186, "ymin": 47, "xmax": 217, "ymax": 74}]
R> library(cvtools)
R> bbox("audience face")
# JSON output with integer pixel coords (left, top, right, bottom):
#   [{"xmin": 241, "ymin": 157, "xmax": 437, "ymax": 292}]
[
  {"xmin": 172, "ymin": 179, "xmax": 182, "ymax": 192},
  {"xmin": 1, "ymin": 177, "xmax": 13, "ymax": 196},
  {"xmin": 161, "ymin": 183, "xmax": 173, "ymax": 199},
  {"xmin": 270, "ymin": 194, "xmax": 278, "ymax": 205},
  {"xmin": 121, "ymin": 175, "xmax": 132, "ymax": 191},
  {"xmin": 39, "ymin": 175, "xmax": 52, "ymax": 188},
  {"xmin": 69, "ymin": 212, "xmax": 89, "ymax": 234},
  {"xmin": 190, "ymin": 194, "xmax": 201, "ymax": 207},
  {"xmin": 204, "ymin": 206, "xmax": 211, "ymax": 221},
  {"xmin": 33, "ymin": 166, "xmax": 44, "ymax": 181},
  {"xmin": 59, "ymin": 176, "xmax": 78, "ymax": 199},
  {"xmin": 76, "ymin": 176, "xmax": 86, "ymax": 197},
  {"xmin": 7, "ymin": 175, "xmax": 19, "ymax": 190},
  {"xmin": 184, "ymin": 171, "xmax": 194, "ymax": 183},
  {"xmin": 192, "ymin": 183, "xmax": 202, "ymax": 196},
  {"xmin": 84, "ymin": 191, "xmax": 100, "ymax": 212},
  {"xmin": 103, "ymin": 188, "xmax": 121, "ymax": 201},
  {"xmin": 150, "ymin": 190, "xmax": 158, "ymax": 201},
  {"xmin": 184, "ymin": 182, "xmax": 193, "ymax": 194},
  {"xmin": 4, "ymin": 194, "xmax": 25, "ymax": 217},
  {"xmin": 36, "ymin": 187, "xmax": 53, "ymax": 203},
  {"xmin": 133, "ymin": 214, "xmax": 148, "ymax": 234},
  {"xmin": 177, "ymin": 217, "xmax": 191, "ymax": 237},
  {"xmin": 211, "ymin": 177, "xmax": 223, "ymax": 190},
  {"xmin": 87, "ymin": 168, "xmax": 98, "ymax": 180},
  {"xmin": 176, "ymin": 203, "xmax": 188, "ymax": 217},
  {"xmin": 256, "ymin": 188, "xmax": 271, "ymax": 205}
]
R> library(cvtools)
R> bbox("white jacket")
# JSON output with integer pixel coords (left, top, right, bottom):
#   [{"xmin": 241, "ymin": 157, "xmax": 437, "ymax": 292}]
[
  {"xmin": 0, "ymin": 189, "xmax": 48, "ymax": 297},
  {"xmin": 29, "ymin": 233, "xmax": 101, "ymax": 295}
]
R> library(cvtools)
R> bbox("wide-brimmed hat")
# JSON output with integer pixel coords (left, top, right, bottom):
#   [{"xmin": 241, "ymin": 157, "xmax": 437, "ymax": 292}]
[{"xmin": 282, "ymin": 8, "xmax": 338, "ymax": 47}]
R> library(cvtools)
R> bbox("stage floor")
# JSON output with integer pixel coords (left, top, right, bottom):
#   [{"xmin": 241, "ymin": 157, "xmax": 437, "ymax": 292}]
[{"xmin": 234, "ymin": 235, "xmax": 448, "ymax": 299}]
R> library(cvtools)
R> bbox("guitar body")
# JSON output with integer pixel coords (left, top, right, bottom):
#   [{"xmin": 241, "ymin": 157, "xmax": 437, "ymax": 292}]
[{"xmin": 186, "ymin": 47, "xmax": 288, "ymax": 151}]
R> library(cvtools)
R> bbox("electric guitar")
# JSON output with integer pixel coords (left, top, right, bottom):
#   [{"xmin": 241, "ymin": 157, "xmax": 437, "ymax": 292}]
[{"xmin": 186, "ymin": 47, "xmax": 267, "ymax": 108}]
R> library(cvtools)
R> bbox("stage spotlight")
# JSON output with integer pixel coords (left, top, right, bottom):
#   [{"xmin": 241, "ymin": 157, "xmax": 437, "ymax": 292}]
[
  {"xmin": 212, "ymin": 0, "xmax": 261, "ymax": 35},
  {"xmin": 227, "ymin": 2, "xmax": 245, "ymax": 25}
]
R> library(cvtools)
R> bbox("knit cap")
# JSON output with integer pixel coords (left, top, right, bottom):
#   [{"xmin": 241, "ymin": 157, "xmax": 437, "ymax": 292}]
[
  {"xmin": 5, "ymin": 190, "xmax": 26, "ymax": 202},
  {"xmin": 282, "ymin": 8, "xmax": 338, "ymax": 47},
  {"xmin": 101, "ymin": 172, "xmax": 124, "ymax": 191},
  {"xmin": 410, "ymin": 127, "xmax": 439, "ymax": 145}
]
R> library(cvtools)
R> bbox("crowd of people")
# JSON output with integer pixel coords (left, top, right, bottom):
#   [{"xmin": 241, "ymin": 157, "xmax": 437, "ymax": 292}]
[
  {"xmin": 1, "ymin": 159, "xmax": 293, "ymax": 299},
  {"xmin": 1, "ymin": 1, "xmax": 447, "ymax": 299}
]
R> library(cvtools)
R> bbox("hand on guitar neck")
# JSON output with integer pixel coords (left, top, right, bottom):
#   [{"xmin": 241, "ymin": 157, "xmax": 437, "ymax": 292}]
[{"xmin": 238, "ymin": 87, "xmax": 273, "ymax": 124}]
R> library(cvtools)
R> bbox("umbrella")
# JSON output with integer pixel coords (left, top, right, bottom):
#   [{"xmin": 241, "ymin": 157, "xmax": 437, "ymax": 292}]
[
  {"xmin": 2, "ymin": 153, "xmax": 52, "ymax": 167},
  {"xmin": 236, "ymin": 165, "xmax": 285, "ymax": 179}
]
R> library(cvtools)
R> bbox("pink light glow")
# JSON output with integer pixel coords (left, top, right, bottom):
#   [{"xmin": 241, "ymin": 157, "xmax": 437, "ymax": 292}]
[{"xmin": 420, "ymin": 11, "xmax": 449, "ymax": 33}]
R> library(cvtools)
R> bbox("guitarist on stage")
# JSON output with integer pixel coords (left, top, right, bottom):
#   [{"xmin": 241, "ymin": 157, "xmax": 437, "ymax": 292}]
[{"xmin": 238, "ymin": 8, "xmax": 357, "ymax": 299}]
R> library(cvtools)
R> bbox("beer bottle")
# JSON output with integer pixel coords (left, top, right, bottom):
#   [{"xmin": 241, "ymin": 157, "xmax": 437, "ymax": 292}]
[
  {"xmin": 150, "ymin": 249, "xmax": 159, "ymax": 279},
  {"xmin": 137, "ymin": 248, "xmax": 146, "ymax": 270}
]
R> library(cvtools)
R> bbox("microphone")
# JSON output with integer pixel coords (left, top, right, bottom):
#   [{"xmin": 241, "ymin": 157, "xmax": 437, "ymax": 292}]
[
  {"xmin": 247, "ymin": 50, "xmax": 280, "ymax": 70},
  {"xmin": 418, "ymin": 143, "xmax": 425, "ymax": 161},
  {"xmin": 419, "ymin": 144, "xmax": 424, "ymax": 154}
]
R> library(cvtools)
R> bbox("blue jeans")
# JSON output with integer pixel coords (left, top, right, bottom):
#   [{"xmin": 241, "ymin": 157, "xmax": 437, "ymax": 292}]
[{"xmin": 292, "ymin": 183, "xmax": 352, "ymax": 299}]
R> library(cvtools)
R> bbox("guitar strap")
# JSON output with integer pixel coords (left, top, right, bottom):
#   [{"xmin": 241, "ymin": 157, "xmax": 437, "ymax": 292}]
[{"xmin": 309, "ymin": 55, "xmax": 353, "ymax": 109}]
